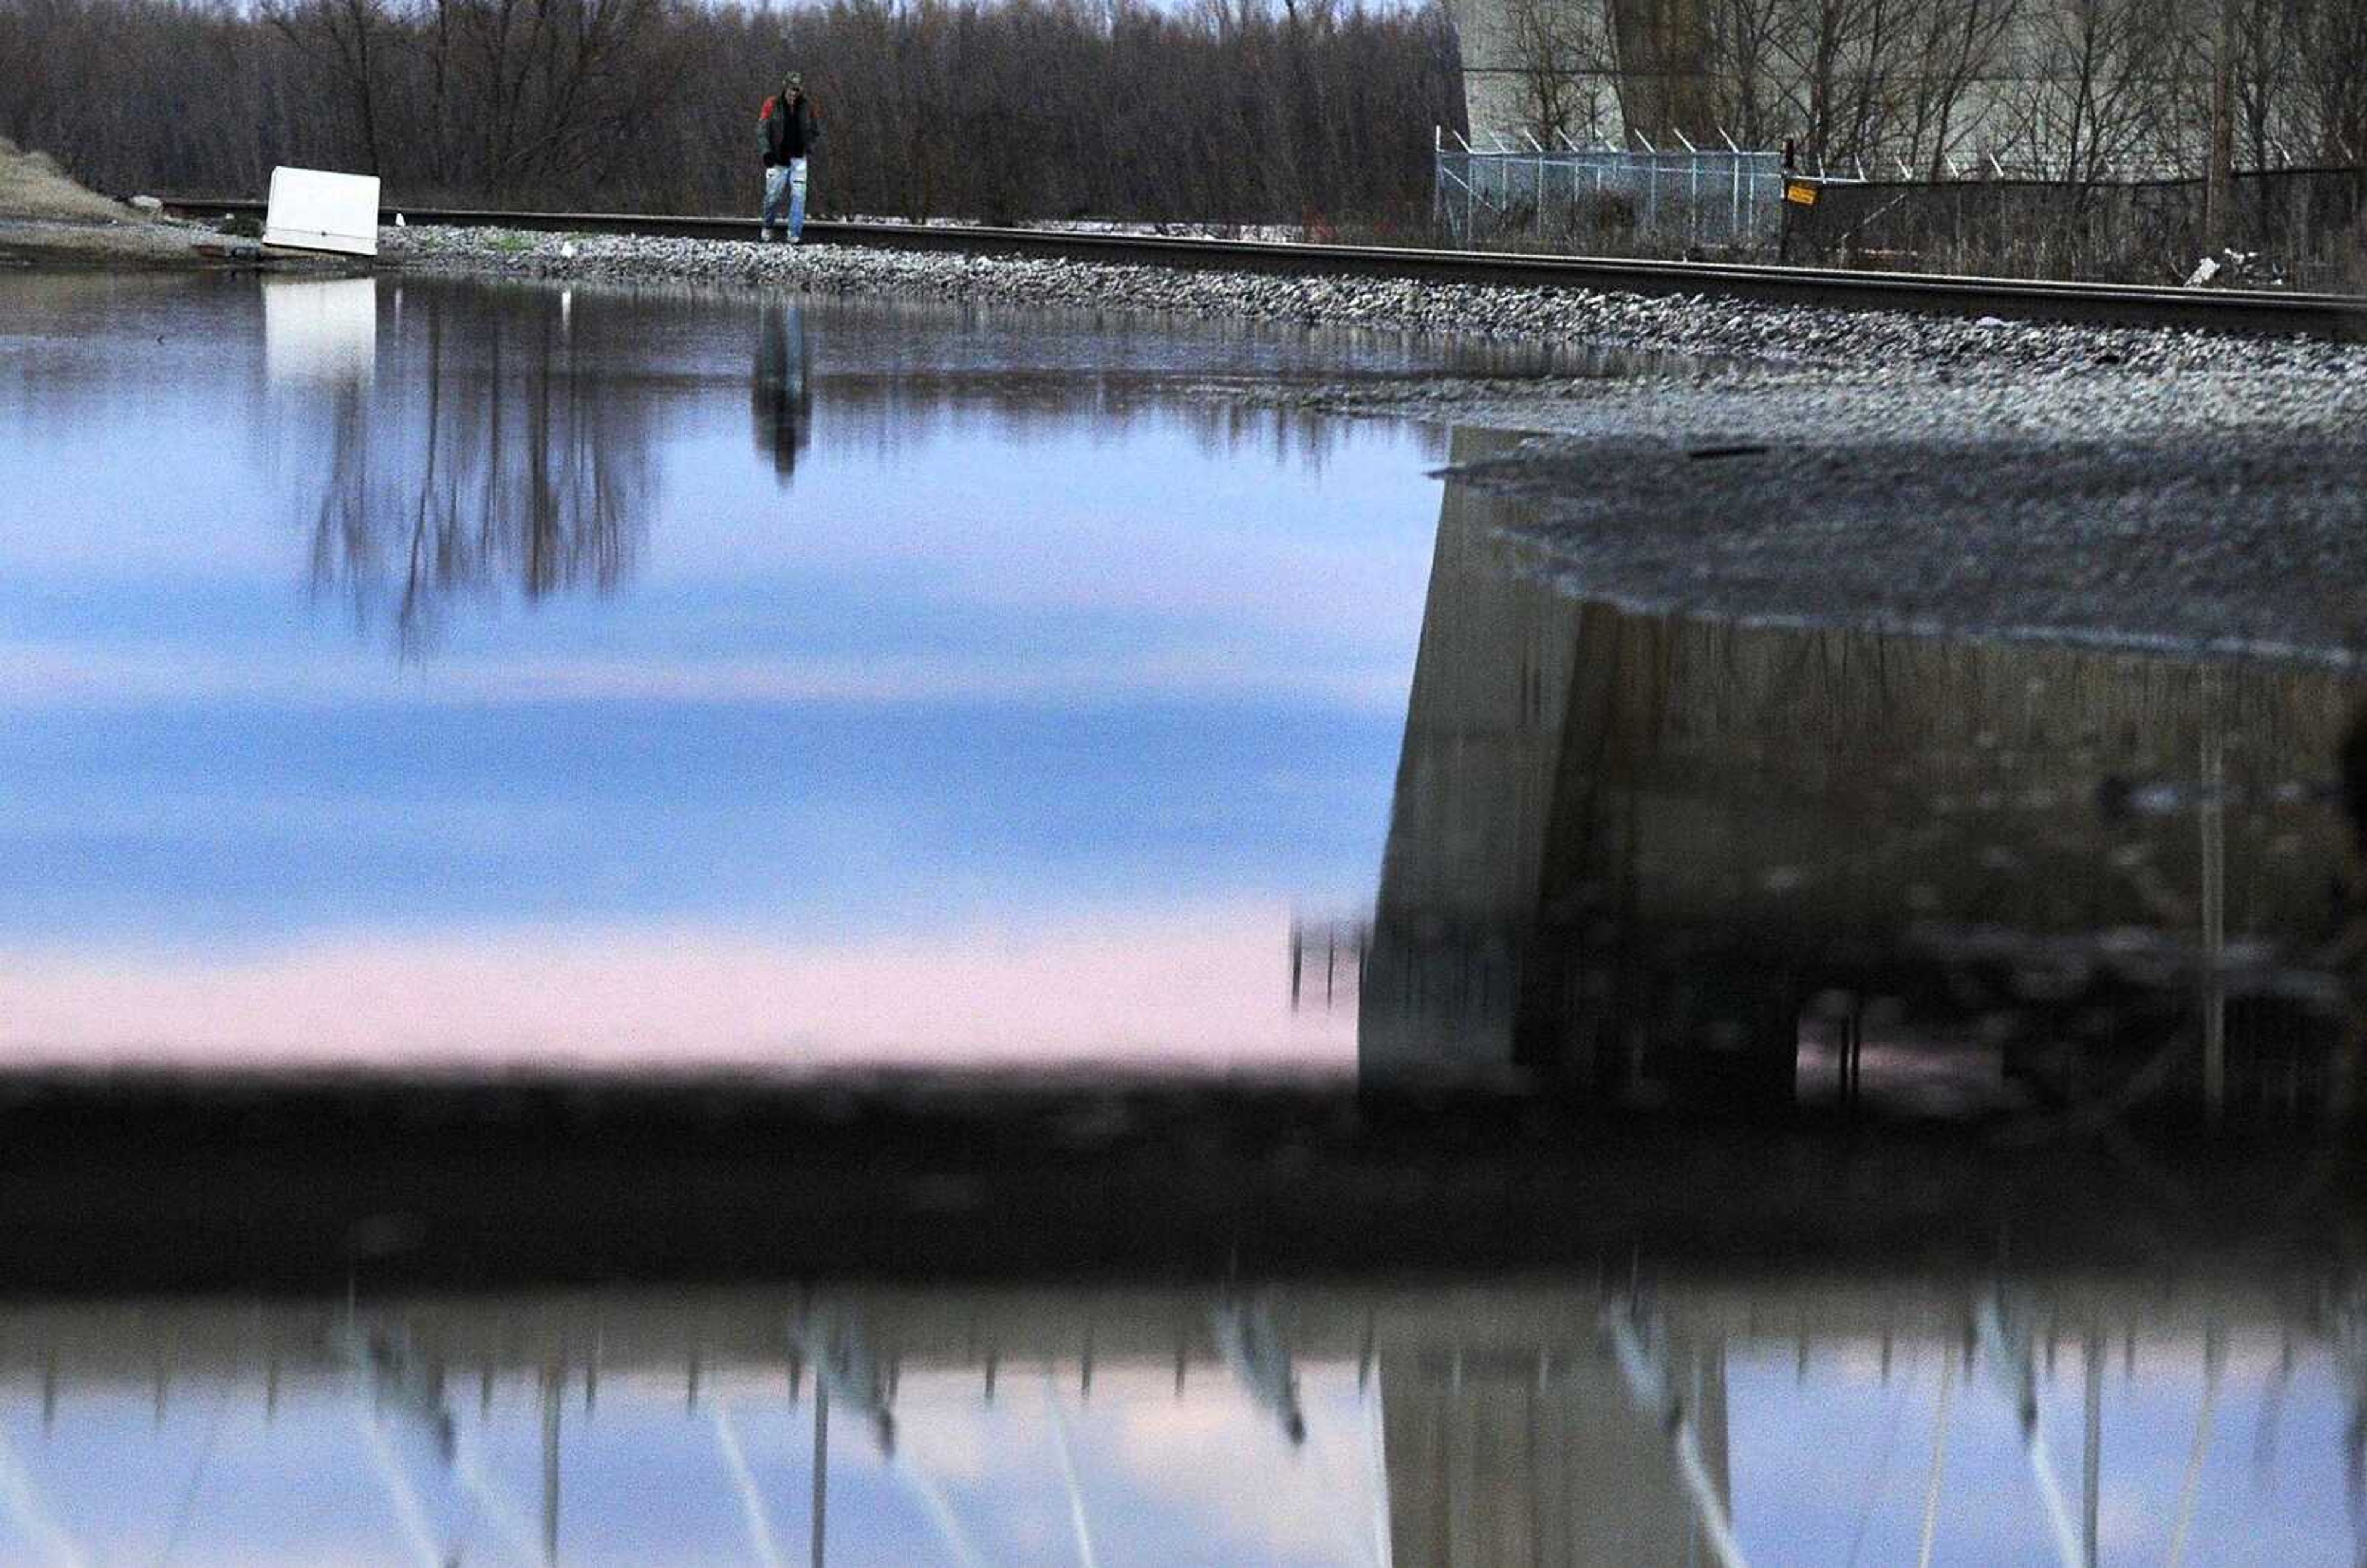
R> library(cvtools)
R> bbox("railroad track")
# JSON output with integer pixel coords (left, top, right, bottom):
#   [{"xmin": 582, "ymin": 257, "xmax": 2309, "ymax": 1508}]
[{"xmin": 166, "ymin": 195, "xmax": 2367, "ymax": 339}]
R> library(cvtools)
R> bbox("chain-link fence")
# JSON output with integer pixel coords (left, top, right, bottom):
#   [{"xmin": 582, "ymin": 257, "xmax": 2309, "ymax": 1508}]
[
  {"xmin": 1767, "ymin": 166, "xmax": 2365, "ymax": 287},
  {"xmin": 1433, "ymin": 131, "xmax": 1789, "ymax": 253}
]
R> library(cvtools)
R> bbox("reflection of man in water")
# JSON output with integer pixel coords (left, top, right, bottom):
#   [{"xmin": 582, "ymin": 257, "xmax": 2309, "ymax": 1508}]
[
  {"xmin": 753, "ymin": 304, "xmax": 811, "ymax": 482},
  {"xmin": 795, "ymin": 1307, "xmax": 897, "ymax": 1456},
  {"xmin": 1213, "ymin": 1294, "xmax": 1307, "ymax": 1445}
]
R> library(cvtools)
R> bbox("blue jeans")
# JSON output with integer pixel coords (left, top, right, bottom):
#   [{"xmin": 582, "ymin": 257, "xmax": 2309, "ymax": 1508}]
[{"xmin": 762, "ymin": 159, "xmax": 809, "ymax": 240}]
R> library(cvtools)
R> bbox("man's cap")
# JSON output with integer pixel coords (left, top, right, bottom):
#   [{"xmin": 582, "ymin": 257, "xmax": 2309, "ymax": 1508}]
[{"xmin": 785, "ymin": 71, "xmax": 803, "ymax": 90}]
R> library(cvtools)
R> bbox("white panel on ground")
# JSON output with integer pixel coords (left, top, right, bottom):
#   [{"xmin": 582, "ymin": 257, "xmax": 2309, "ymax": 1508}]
[
  {"xmin": 263, "ymin": 166, "xmax": 381, "ymax": 257},
  {"xmin": 262, "ymin": 277, "xmax": 378, "ymax": 385}
]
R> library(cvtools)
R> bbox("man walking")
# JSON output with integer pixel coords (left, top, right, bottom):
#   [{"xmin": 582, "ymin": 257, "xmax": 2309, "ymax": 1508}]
[{"xmin": 758, "ymin": 72, "xmax": 818, "ymax": 243}]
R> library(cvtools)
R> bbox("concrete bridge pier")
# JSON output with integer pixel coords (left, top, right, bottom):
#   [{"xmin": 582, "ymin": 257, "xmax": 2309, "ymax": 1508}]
[
  {"xmin": 1359, "ymin": 433, "xmax": 1803, "ymax": 1103},
  {"xmin": 1441, "ymin": 0, "xmax": 1720, "ymax": 148}
]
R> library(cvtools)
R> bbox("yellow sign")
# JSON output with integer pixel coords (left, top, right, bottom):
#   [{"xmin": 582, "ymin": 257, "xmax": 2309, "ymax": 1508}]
[{"xmin": 1784, "ymin": 181, "xmax": 1818, "ymax": 207}]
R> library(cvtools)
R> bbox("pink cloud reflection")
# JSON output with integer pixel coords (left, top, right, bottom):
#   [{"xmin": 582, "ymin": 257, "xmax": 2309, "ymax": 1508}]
[{"xmin": 0, "ymin": 904, "xmax": 1359, "ymax": 1072}]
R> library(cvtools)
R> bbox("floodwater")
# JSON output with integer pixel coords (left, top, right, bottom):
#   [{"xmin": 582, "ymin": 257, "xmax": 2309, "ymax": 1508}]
[
  {"xmin": 6, "ymin": 267, "xmax": 2364, "ymax": 1099},
  {"xmin": 6, "ymin": 1280, "xmax": 2365, "ymax": 1566},
  {"xmin": 10, "ymin": 265, "xmax": 2367, "ymax": 1566},
  {"xmin": 0, "ymin": 269, "xmax": 1582, "ymax": 1073}
]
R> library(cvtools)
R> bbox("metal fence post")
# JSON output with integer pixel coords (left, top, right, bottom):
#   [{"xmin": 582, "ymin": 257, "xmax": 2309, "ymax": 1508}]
[
  {"xmin": 1633, "ymin": 130, "xmax": 1658, "ymax": 236},
  {"xmin": 1451, "ymin": 129, "xmax": 1474, "ymax": 243},
  {"xmin": 1675, "ymin": 129, "xmax": 1700, "ymax": 246},
  {"xmin": 1527, "ymin": 130, "xmax": 1545, "ymax": 239},
  {"xmin": 1723, "ymin": 130, "xmax": 1741, "ymax": 245},
  {"xmin": 1431, "ymin": 125, "xmax": 1441, "ymax": 237}
]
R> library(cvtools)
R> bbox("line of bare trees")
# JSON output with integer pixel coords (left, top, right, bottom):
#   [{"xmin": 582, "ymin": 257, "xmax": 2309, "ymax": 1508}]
[
  {"xmin": 0, "ymin": 0, "xmax": 1461, "ymax": 226},
  {"xmin": 1486, "ymin": 0, "xmax": 2367, "ymax": 181}
]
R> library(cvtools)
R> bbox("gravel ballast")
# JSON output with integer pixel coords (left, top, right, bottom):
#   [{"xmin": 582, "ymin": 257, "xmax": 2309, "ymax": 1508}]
[
  {"xmin": 1453, "ymin": 433, "xmax": 2367, "ymax": 662},
  {"xmin": 382, "ymin": 223, "xmax": 2367, "ymax": 378},
  {"xmin": 386, "ymin": 223, "xmax": 2367, "ymax": 660}
]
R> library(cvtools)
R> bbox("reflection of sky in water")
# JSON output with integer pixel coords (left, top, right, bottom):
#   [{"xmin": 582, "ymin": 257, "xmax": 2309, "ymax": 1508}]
[
  {"xmin": 2, "ymin": 1291, "xmax": 2358, "ymax": 1565},
  {"xmin": 7, "ymin": 1365, "xmax": 1382, "ymax": 1567},
  {"xmin": 1729, "ymin": 1339, "xmax": 2355, "ymax": 1564},
  {"xmin": 0, "ymin": 273, "xmax": 1482, "ymax": 1069}
]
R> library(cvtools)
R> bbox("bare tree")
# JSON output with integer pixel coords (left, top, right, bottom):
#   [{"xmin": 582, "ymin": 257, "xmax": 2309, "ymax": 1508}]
[
  {"xmin": 408, "ymin": 0, "xmax": 672, "ymax": 197},
  {"xmin": 261, "ymin": 0, "xmax": 398, "ymax": 174},
  {"xmin": 1896, "ymin": 0, "xmax": 2019, "ymax": 178},
  {"xmin": 1608, "ymin": 0, "xmax": 1720, "ymax": 142},
  {"xmin": 2291, "ymin": 0, "xmax": 2367, "ymax": 165},
  {"xmin": 1501, "ymin": 0, "xmax": 1613, "ymax": 143},
  {"xmin": 1706, "ymin": 0, "xmax": 1787, "ymax": 146},
  {"xmin": 0, "ymin": 0, "xmax": 1465, "ymax": 230},
  {"xmin": 1995, "ymin": 0, "xmax": 2175, "ymax": 182}
]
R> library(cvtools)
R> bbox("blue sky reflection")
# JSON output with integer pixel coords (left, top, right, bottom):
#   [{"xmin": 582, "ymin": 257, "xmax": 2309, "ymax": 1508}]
[{"xmin": 0, "ymin": 274, "xmax": 1450, "ymax": 1068}]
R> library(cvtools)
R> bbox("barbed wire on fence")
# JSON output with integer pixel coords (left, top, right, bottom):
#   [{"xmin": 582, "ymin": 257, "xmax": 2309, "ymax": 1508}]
[{"xmin": 1433, "ymin": 126, "xmax": 1819, "ymax": 251}]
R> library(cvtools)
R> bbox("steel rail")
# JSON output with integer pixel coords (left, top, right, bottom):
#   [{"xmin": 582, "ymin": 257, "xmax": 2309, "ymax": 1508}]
[{"xmin": 165, "ymin": 195, "xmax": 2367, "ymax": 338}]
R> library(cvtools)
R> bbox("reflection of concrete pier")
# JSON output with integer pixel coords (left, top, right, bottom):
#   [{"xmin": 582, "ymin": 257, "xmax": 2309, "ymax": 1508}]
[
  {"xmin": 1364, "ymin": 433, "xmax": 2364, "ymax": 1110},
  {"xmin": 1383, "ymin": 1331, "xmax": 1727, "ymax": 1566},
  {"xmin": 1361, "ymin": 430, "xmax": 1592, "ymax": 1082}
]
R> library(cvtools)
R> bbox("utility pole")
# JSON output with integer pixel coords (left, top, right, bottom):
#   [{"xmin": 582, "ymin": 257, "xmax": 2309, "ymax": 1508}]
[{"xmin": 2205, "ymin": 0, "xmax": 2236, "ymax": 251}]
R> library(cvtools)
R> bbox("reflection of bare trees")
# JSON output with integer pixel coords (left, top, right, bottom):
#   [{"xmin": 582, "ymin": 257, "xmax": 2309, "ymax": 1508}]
[
  {"xmin": 751, "ymin": 304, "xmax": 812, "ymax": 484},
  {"xmin": 305, "ymin": 287, "xmax": 650, "ymax": 654}
]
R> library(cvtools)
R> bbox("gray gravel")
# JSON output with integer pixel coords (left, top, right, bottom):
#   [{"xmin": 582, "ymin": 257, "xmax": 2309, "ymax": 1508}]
[
  {"xmin": 1455, "ymin": 431, "xmax": 2367, "ymax": 663},
  {"xmin": 386, "ymin": 223, "xmax": 2367, "ymax": 660},
  {"xmin": 382, "ymin": 223, "xmax": 2367, "ymax": 378},
  {"xmin": 1232, "ymin": 352, "xmax": 2367, "ymax": 444}
]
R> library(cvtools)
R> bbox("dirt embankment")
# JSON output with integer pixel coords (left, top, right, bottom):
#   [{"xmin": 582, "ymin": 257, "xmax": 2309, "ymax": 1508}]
[
  {"xmin": 0, "ymin": 136, "xmax": 226, "ymax": 265},
  {"xmin": 0, "ymin": 136, "xmax": 136, "ymax": 221}
]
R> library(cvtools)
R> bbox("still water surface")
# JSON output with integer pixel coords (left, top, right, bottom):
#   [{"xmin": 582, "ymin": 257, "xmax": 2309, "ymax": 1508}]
[
  {"xmin": 5, "ymin": 268, "xmax": 2361, "ymax": 1100},
  {"xmin": 3, "ymin": 1281, "xmax": 2360, "ymax": 1565},
  {"xmin": 9, "ymin": 265, "xmax": 2367, "ymax": 1566},
  {"xmin": 0, "ymin": 269, "xmax": 1573, "ymax": 1071}
]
